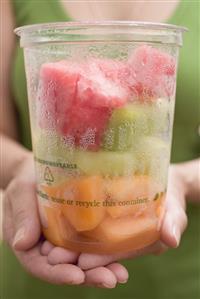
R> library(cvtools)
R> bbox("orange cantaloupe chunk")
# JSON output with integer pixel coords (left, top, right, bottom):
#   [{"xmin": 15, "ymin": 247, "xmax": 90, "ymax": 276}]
[
  {"xmin": 89, "ymin": 215, "xmax": 160, "ymax": 246},
  {"xmin": 42, "ymin": 205, "xmax": 71, "ymax": 247},
  {"xmin": 154, "ymin": 192, "xmax": 166, "ymax": 229},
  {"xmin": 38, "ymin": 203, "xmax": 48, "ymax": 229},
  {"xmin": 42, "ymin": 180, "xmax": 75, "ymax": 199},
  {"xmin": 42, "ymin": 176, "xmax": 106, "ymax": 232},
  {"xmin": 62, "ymin": 176, "xmax": 106, "ymax": 232},
  {"xmin": 105, "ymin": 175, "xmax": 164, "ymax": 218}
]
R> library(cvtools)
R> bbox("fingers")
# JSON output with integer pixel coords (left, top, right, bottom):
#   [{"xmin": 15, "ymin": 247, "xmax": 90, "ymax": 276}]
[
  {"xmin": 84, "ymin": 267, "xmax": 117, "ymax": 288},
  {"xmin": 42, "ymin": 242, "xmax": 129, "ymax": 287},
  {"xmin": 84, "ymin": 264, "xmax": 128, "ymax": 288},
  {"xmin": 78, "ymin": 240, "xmax": 167, "ymax": 270},
  {"xmin": 161, "ymin": 167, "xmax": 188, "ymax": 248},
  {"xmin": 47, "ymin": 247, "xmax": 79, "ymax": 265},
  {"xmin": 78, "ymin": 253, "xmax": 116, "ymax": 270},
  {"xmin": 106, "ymin": 263, "xmax": 129, "ymax": 284},
  {"xmin": 2, "ymin": 191, "xmax": 14, "ymax": 243},
  {"xmin": 161, "ymin": 209, "xmax": 187, "ymax": 248},
  {"xmin": 78, "ymin": 245, "xmax": 152, "ymax": 269},
  {"xmin": 40, "ymin": 241, "xmax": 79, "ymax": 264},
  {"xmin": 161, "ymin": 206, "xmax": 187, "ymax": 248},
  {"xmin": 17, "ymin": 246, "xmax": 85, "ymax": 285},
  {"xmin": 6, "ymin": 178, "xmax": 41, "ymax": 251},
  {"xmin": 18, "ymin": 242, "xmax": 126, "ymax": 288},
  {"xmin": 152, "ymin": 241, "xmax": 168, "ymax": 255},
  {"xmin": 40, "ymin": 240, "xmax": 55, "ymax": 255}
]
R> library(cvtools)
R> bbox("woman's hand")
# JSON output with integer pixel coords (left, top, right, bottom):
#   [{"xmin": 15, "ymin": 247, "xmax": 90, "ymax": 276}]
[
  {"xmin": 31, "ymin": 162, "xmax": 190, "ymax": 274},
  {"xmin": 77, "ymin": 163, "xmax": 191, "ymax": 269},
  {"xmin": 3, "ymin": 150, "xmax": 198, "ymax": 286},
  {"xmin": 3, "ymin": 153, "xmax": 128, "ymax": 288}
]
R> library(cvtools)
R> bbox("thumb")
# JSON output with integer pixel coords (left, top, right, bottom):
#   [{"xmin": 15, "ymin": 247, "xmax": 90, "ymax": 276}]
[
  {"xmin": 161, "ymin": 166, "xmax": 187, "ymax": 248},
  {"xmin": 8, "ymin": 179, "xmax": 41, "ymax": 251}
]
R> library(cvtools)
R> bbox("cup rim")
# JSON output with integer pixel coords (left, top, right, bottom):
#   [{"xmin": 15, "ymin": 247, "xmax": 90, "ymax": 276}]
[{"xmin": 14, "ymin": 21, "xmax": 188, "ymax": 36}]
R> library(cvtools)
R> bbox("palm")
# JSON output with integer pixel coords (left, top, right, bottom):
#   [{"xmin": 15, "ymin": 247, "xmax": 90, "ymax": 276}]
[
  {"xmin": 3, "ymin": 157, "xmax": 186, "ymax": 287},
  {"xmin": 45, "ymin": 165, "xmax": 187, "ymax": 271},
  {"xmin": 3, "ymin": 153, "xmax": 128, "ymax": 288}
]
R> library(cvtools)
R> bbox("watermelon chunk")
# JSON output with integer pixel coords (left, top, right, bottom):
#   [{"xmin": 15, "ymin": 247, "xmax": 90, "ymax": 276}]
[
  {"xmin": 127, "ymin": 45, "xmax": 176, "ymax": 99},
  {"xmin": 37, "ymin": 62, "xmax": 80, "ymax": 130},
  {"xmin": 37, "ymin": 47, "xmax": 175, "ymax": 151},
  {"xmin": 77, "ymin": 59, "xmax": 129, "ymax": 108},
  {"xmin": 37, "ymin": 60, "xmax": 130, "ymax": 150},
  {"xmin": 59, "ymin": 105, "xmax": 111, "ymax": 150}
]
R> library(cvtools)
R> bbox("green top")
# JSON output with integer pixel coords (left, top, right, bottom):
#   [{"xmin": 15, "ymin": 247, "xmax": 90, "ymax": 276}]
[{"xmin": 2, "ymin": 1, "xmax": 200, "ymax": 299}]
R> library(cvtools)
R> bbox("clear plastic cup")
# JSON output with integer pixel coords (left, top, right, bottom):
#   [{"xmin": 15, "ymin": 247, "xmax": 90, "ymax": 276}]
[{"xmin": 15, "ymin": 21, "xmax": 186, "ymax": 253}]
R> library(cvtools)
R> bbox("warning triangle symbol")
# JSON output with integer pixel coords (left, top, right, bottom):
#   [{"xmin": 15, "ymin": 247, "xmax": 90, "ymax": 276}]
[{"xmin": 44, "ymin": 166, "xmax": 54, "ymax": 183}]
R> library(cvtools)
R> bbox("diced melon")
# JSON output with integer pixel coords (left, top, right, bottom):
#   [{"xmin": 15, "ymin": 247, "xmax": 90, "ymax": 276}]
[
  {"xmin": 33, "ymin": 131, "xmax": 79, "ymax": 185},
  {"xmin": 62, "ymin": 176, "xmax": 106, "ymax": 232},
  {"xmin": 42, "ymin": 205, "xmax": 72, "ymax": 247},
  {"xmin": 91, "ymin": 215, "xmax": 160, "ymax": 244},
  {"xmin": 41, "ymin": 180, "xmax": 75, "ymax": 199},
  {"xmin": 148, "ymin": 98, "xmax": 174, "ymax": 137},
  {"xmin": 105, "ymin": 175, "xmax": 164, "ymax": 218},
  {"xmin": 42, "ymin": 176, "xmax": 106, "ymax": 232},
  {"xmin": 135, "ymin": 136, "xmax": 170, "ymax": 184},
  {"xmin": 37, "ymin": 60, "xmax": 128, "ymax": 150},
  {"xmin": 102, "ymin": 100, "xmax": 172, "ymax": 152},
  {"xmin": 102, "ymin": 103, "xmax": 150, "ymax": 151},
  {"xmin": 127, "ymin": 45, "xmax": 176, "ymax": 99},
  {"xmin": 74, "ymin": 150, "xmax": 137, "ymax": 176},
  {"xmin": 33, "ymin": 130, "xmax": 76, "ymax": 160}
]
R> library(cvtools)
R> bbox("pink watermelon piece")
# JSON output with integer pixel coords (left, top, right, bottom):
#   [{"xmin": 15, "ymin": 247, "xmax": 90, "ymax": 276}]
[
  {"xmin": 76, "ymin": 59, "xmax": 129, "ymax": 108},
  {"xmin": 91, "ymin": 58, "xmax": 131, "ymax": 90},
  {"xmin": 127, "ymin": 45, "xmax": 176, "ymax": 99},
  {"xmin": 37, "ymin": 60, "xmax": 128, "ymax": 150},
  {"xmin": 91, "ymin": 58, "xmax": 139, "ymax": 101},
  {"xmin": 37, "ymin": 62, "xmax": 80, "ymax": 130},
  {"xmin": 37, "ymin": 46, "xmax": 176, "ymax": 150},
  {"xmin": 59, "ymin": 105, "xmax": 111, "ymax": 150}
]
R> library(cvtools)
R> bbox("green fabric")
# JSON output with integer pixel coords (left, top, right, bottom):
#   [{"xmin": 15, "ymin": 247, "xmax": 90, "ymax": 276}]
[
  {"xmin": 11, "ymin": 0, "xmax": 71, "ymax": 149},
  {"xmin": 2, "ymin": 0, "xmax": 200, "ymax": 298}
]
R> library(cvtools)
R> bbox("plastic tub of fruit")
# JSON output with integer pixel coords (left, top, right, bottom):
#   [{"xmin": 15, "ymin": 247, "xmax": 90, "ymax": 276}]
[{"xmin": 15, "ymin": 21, "xmax": 186, "ymax": 253}]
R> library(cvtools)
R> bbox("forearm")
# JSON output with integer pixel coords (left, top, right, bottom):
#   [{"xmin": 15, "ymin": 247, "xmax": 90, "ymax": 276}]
[
  {"xmin": 176, "ymin": 159, "xmax": 200, "ymax": 203},
  {"xmin": 0, "ymin": 134, "xmax": 31, "ymax": 188}
]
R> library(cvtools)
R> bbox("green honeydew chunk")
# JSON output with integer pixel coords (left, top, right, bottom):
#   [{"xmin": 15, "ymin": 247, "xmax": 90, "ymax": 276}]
[
  {"xmin": 102, "ymin": 99, "xmax": 172, "ymax": 151},
  {"xmin": 33, "ymin": 130, "xmax": 79, "ymax": 184},
  {"xmin": 33, "ymin": 130, "xmax": 75, "ymax": 161},
  {"xmin": 102, "ymin": 103, "xmax": 150, "ymax": 151},
  {"xmin": 33, "ymin": 130, "xmax": 137, "ymax": 177},
  {"xmin": 135, "ymin": 136, "xmax": 170, "ymax": 185},
  {"xmin": 74, "ymin": 150, "xmax": 137, "ymax": 176},
  {"xmin": 148, "ymin": 98, "xmax": 174, "ymax": 137}
]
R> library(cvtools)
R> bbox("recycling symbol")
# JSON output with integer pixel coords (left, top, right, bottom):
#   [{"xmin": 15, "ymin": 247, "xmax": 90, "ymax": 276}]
[{"xmin": 44, "ymin": 166, "xmax": 54, "ymax": 183}]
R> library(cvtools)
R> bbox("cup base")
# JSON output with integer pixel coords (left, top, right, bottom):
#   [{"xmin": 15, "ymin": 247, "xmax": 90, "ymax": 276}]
[{"xmin": 43, "ymin": 226, "xmax": 160, "ymax": 254}]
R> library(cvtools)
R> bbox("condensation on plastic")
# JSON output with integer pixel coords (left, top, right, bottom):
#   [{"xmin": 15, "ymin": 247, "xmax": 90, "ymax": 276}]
[
  {"xmin": 15, "ymin": 21, "xmax": 187, "ymax": 47},
  {"xmin": 15, "ymin": 22, "xmax": 185, "ymax": 254}
]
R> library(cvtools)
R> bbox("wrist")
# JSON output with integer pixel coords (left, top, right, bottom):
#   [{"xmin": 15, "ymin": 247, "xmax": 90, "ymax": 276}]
[
  {"xmin": 1, "ymin": 134, "xmax": 33, "ymax": 188},
  {"xmin": 11, "ymin": 150, "xmax": 33, "ymax": 181},
  {"xmin": 169, "ymin": 163, "xmax": 188, "ymax": 210},
  {"xmin": 175, "ymin": 159, "xmax": 200, "ymax": 202}
]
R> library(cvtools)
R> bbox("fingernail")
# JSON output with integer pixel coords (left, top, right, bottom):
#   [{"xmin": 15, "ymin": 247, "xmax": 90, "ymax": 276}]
[
  {"xmin": 98, "ymin": 283, "xmax": 116, "ymax": 289},
  {"xmin": 172, "ymin": 226, "xmax": 180, "ymax": 247},
  {"xmin": 154, "ymin": 242, "xmax": 168, "ymax": 256},
  {"xmin": 119, "ymin": 278, "xmax": 128, "ymax": 284},
  {"xmin": 13, "ymin": 227, "xmax": 25, "ymax": 248}
]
